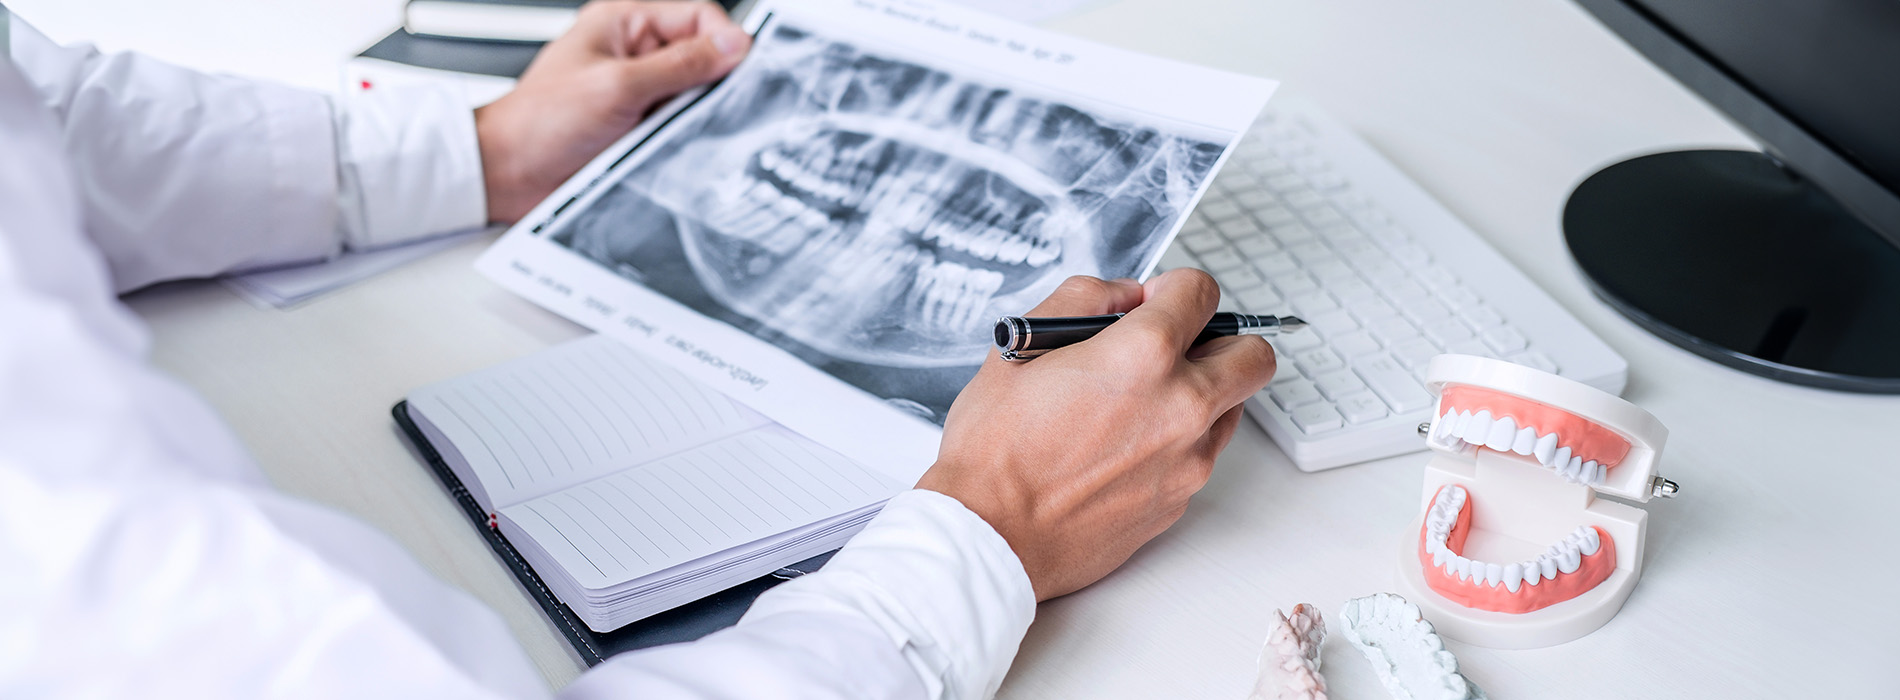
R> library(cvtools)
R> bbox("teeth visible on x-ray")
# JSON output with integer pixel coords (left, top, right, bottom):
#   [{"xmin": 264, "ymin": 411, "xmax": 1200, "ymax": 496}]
[
  {"xmin": 908, "ymin": 259, "xmax": 1005, "ymax": 337},
  {"xmin": 587, "ymin": 22, "xmax": 1225, "ymax": 371}
]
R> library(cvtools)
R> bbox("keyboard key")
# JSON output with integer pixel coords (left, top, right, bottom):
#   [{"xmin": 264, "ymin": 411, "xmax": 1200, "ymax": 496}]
[
  {"xmin": 1423, "ymin": 319, "xmax": 1474, "ymax": 345},
  {"xmin": 1329, "ymin": 280, "xmax": 1378, "ymax": 302},
  {"xmin": 1387, "ymin": 244, "xmax": 1431, "ymax": 268},
  {"xmin": 1233, "ymin": 235, "xmax": 1281, "ymax": 257},
  {"xmin": 1217, "ymin": 217, "xmax": 1265, "ymax": 239},
  {"xmin": 1250, "ymin": 157, "xmax": 1293, "ymax": 177},
  {"xmin": 1369, "ymin": 317, "xmax": 1420, "ymax": 344},
  {"xmin": 1335, "ymin": 393, "xmax": 1389, "ymax": 424},
  {"xmin": 1352, "ymin": 297, "xmax": 1400, "ymax": 320},
  {"xmin": 1462, "ymin": 304, "xmax": 1505, "ymax": 329},
  {"xmin": 1296, "ymin": 348, "xmax": 1348, "ymax": 377},
  {"xmin": 1306, "ymin": 309, "xmax": 1358, "ymax": 337},
  {"xmin": 1415, "ymin": 266, "xmax": 1459, "ymax": 290},
  {"xmin": 1291, "ymin": 403, "xmax": 1346, "ymax": 434},
  {"xmin": 1219, "ymin": 170, "xmax": 1261, "ymax": 191},
  {"xmin": 1199, "ymin": 248, "xmax": 1248, "ymax": 272},
  {"xmin": 1256, "ymin": 206, "xmax": 1299, "ymax": 225},
  {"xmin": 1307, "ymin": 171, "xmax": 1349, "ymax": 191},
  {"xmin": 1288, "ymin": 291, "xmax": 1340, "ymax": 315},
  {"xmin": 1199, "ymin": 199, "xmax": 1247, "ymax": 222},
  {"xmin": 1483, "ymin": 325, "xmax": 1528, "ymax": 353},
  {"xmin": 1444, "ymin": 339, "xmax": 1494, "ymax": 359},
  {"xmin": 1273, "ymin": 271, "xmax": 1320, "ymax": 297},
  {"xmin": 1158, "ymin": 245, "xmax": 1199, "ymax": 272},
  {"xmin": 1217, "ymin": 293, "xmax": 1241, "ymax": 313},
  {"xmin": 1303, "ymin": 206, "xmax": 1347, "ymax": 228},
  {"xmin": 1382, "ymin": 279, "xmax": 1429, "ymax": 303},
  {"xmin": 1355, "ymin": 354, "xmax": 1435, "ymax": 412},
  {"xmin": 1358, "ymin": 262, "xmax": 1408, "ymax": 286},
  {"xmin": 1288, "ymin": 241, "xmax": 1335, "ymax": 265},
  {"xmin": 1438, "ymin": 284, "xmax": 1482, "ymax": 310},
  {"xmin": 1269, "ymin": 378, "xmax": 1324, "ymax": 410},
  {"xmin": 1254, "ymin": 253, "xmax": 1299, "ymax": 275},
  {"xmin": 1331, "ymin": 331, "xmax": 1382, "ymax": 358},
  {"xmin": 1181, "ymin": 230, "xmax": 1227, "ymax": 254},
  {"xmin": 1219, "ymin": 265, "xmax": 1267, "ymax": 291},
  {"xmin": 1269, "ymin": 222, "xmax": 1316, "ymax": 244},
  {"xmin": 1283, "ymin": 189, "xmax": 1326, "ymax": 210},
  {"xmin": 1264, "ymin": 172, "xmax": 1306, "ymax": 191},
  {"xmin": 1400, "ymin": 296, "xmax": 1452, "ymax": 323},
  {"xmin": 1308, "ymin": 262, "xmax": 1359, "ymax": 286},
  {"xmin": 1507, "ymin": 350, "xmax": 1559, "ymax": 374},
  {"xmin": 1235, "ymin": 190, "xmax": 1276, "ymax": 209},
  {"xmin": 1368, "ymin": 224, "xmax": 1411, "ymax": 247},
  {"xmin": 1276, "ymin": 328, "xmax": 1323, "ymax": 351},
  {"xmin": 1237, "ymin": 286, "xmax": 1286, "ymax": 312},
  {"xmin": 1391, "ymin": 338, "xmax": 1441, "ymax": 368},
  {"xmin": 1313, "ymin": 369, "xmax": 1367, "ymax": 399}
]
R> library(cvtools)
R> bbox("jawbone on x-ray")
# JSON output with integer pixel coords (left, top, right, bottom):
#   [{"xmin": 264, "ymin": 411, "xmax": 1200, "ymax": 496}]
[{"xmin": 554, "ymin": 22, "xmax": 1226, "ymax": 393}]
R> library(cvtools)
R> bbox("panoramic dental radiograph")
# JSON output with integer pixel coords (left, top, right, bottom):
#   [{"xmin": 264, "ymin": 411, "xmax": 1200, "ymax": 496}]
[
  {"xmin": 551, "ymin": 21, "xmax": 1228, "ymax": 423},
  {"xmin": 1397, "ymin": 354, "xmax": 1677, "ymax": 649}
]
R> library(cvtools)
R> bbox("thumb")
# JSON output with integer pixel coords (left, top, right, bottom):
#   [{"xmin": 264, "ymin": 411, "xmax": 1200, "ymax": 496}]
[{"xmin": 619, "ymin": 27, "xmax": 751, "ymax": 105}]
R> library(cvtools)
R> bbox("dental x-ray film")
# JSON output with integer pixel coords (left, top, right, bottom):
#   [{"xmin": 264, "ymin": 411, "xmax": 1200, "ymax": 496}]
[{"xmin": 477, "ymin": 0, "xmax": 1277, "ymax": 483}]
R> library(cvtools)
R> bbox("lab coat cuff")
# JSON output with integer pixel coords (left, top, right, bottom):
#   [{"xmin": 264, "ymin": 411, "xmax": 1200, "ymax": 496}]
[
  {"xmin": 740, "ymin": 489, "xmax": 1036, "ymax": 700},
  {"xmin": 334, "ymin": 84, "xmax": 487, "ymax": 249}
]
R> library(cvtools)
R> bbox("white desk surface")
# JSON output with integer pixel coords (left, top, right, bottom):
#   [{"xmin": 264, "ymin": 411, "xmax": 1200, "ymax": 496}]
[{"xmin": 15, "ymin": 0, "xmax": 1896, "ymax": 695}]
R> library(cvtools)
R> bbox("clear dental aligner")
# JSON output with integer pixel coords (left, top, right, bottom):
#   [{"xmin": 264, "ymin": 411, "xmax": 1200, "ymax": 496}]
[
  {"xmin": 611, "ymin": 21, "xmax": 1228, "ymax": 368},
  {"xmin": 1426, "ymin": 385, "xmax": 1631, "ymax": 487},
  {"xmin": 1248, "ymin": 604, "xmax": 1327, "ymax": 700},
  {"xmin": 1417, "ymin": 485, "xmax": 1615, "ymax": 614},
  {"xmin": 1339, "ymin": 594, "xmax": 1486, "ymax": 700}
]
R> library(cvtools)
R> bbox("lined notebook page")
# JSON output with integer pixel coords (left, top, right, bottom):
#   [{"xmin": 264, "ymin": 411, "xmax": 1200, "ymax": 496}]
[
  {"xmin": 500, "ymin": 424, "xmax": 901, "ymax": 590},
  {"xmin": 409, "ymin": 335, "xmax": 771, "ymax": 509}
]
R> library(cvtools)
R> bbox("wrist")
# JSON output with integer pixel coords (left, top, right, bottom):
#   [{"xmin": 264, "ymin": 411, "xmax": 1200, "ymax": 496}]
[{"xmin": 474, "ymin": 103, "xmax": 531, "ymax": 223}]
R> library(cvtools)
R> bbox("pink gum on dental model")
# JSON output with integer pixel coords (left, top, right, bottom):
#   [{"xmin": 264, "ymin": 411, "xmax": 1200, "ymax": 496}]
[
  {"xmin": 1417, "ymin": 488, "xmax": 1618, "ymax": 614},
  {"xmin": 1440, "ymin": 385, "xmax": 1633, "ymax": 468}
]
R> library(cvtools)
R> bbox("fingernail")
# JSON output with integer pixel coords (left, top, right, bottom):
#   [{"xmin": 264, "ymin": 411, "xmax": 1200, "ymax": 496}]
[{"xmin": 712, "ymin": 28, "xmax": 748, "ymax": 56}]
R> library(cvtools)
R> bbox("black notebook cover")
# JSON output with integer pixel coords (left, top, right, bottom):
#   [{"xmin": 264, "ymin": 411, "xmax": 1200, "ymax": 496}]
[{"xmin": 391, "ymin": 400, "xmax": 833, "ymax": 665}]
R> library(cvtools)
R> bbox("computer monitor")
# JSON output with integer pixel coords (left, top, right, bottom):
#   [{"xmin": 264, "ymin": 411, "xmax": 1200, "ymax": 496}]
[{"xmin": 1567, "ymin": 0, "xmax": 1900, "ymax": 392}]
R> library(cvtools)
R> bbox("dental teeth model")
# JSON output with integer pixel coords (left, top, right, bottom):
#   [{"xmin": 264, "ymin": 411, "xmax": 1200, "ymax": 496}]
[
  {"xmin": 1248, "ymin": 605, "xmax": 1328, "ymax": 700},
  {"xmin": 1339, "ymin": 593, "xmax": 1487, "ymax": 700},
  {"xmin": 1397, "ymin": 354, "xmax": 1677, "ymax": 648}
]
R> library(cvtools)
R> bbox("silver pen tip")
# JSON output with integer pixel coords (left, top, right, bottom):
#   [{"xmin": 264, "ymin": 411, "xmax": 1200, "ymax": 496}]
[{"xmin": 1279, "ymin": 316, "xmax": 1307, "ymax": 332}]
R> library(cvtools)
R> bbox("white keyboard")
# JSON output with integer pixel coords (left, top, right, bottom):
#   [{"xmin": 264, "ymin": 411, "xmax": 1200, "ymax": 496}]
[{"xmin": 1161, "ymin": 97, "xmax": 1627, "ymax": 471}]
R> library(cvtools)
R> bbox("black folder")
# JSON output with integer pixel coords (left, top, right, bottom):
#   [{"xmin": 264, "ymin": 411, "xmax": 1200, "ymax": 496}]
[{"xmin": 392, "ymin": 400, "xmax": 833, "ymax": 665}]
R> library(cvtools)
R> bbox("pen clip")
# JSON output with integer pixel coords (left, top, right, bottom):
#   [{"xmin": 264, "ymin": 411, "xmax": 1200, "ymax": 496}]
[{"xmin": 999, "ymin": 348, "xmax": 1050, "ymax": 362}]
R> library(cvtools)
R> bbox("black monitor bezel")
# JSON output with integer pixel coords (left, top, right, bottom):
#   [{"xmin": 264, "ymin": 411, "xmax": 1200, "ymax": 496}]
[{"xmin": 1574, "ymin": 0, "xmax": 1900, "ymax": 250}]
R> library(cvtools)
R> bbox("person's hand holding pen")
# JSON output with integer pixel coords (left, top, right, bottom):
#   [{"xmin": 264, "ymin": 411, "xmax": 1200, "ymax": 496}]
[
  {"xmin": 475, "ymin": 0, "xmax": 753, "ymax": 223},
  {"xmin": 917, "ymin": 269, "xmax": 1278, "ymax": 601}
]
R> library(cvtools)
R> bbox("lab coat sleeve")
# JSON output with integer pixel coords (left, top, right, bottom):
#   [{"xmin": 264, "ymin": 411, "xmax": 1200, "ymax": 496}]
[
  {"xmin": 566, "ymin": 490, "xmax": 1038, "ymax": 700},
  {"xmin": 6, "ymin": 16, "xmax": 486, "ymax": 292}
]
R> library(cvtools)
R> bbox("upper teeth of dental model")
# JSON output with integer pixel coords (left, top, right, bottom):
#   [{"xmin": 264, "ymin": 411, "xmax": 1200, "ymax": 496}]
[
  {"xmin": 1249, "ymin": 604, "xmax": 1327, "ymax": 700},
  {"xmin": 1418, "ymin": 484, "xmax": 1617, "ymax": 614},
  {"xmin": 1339, "ymin": 593, "xmax": 1487, "ymax": 700},
  {"xmin": 1425, "ymin": 386, "xmax": 1632, "ymax": 488}
]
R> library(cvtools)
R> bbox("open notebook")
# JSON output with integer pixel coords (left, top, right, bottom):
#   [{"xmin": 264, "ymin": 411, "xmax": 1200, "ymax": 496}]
[{"xmin": 403, "ymin": 335, "xmax": 903, "ymax": 632}]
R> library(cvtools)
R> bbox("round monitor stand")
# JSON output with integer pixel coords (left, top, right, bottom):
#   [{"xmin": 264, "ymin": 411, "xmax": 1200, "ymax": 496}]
[{"xmin": 1564, "ymin": 149, "xmax": 1900, "ymax": 392}]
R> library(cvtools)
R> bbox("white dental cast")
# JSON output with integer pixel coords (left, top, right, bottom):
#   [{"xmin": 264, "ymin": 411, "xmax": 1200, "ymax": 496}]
[
  {"xmin": 1248, "ymin": 604, "xmax": 1327, "ymax": 700},
  {"xmin": 1424, "ymin": 486, "xmax": 1601, "ymax": 593},
  {"xmin": 1428, "ymin": 409, "xmax": 1609, "ymax": 486},
  {"xmin": 1339, "ymin": 593, "xmax": 1487, "ymax": 700}
]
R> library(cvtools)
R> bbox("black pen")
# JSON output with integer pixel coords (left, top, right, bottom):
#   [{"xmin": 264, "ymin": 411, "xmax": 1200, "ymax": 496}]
[{"xmin": 994, "ymin": 312, "xmax": 1306, "ymax": 361}]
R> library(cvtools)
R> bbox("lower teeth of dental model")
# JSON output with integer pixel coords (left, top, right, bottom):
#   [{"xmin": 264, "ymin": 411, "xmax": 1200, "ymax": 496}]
[
  {"xmin": 1339, "ymin": 593, "xmax": 1487, "ymax": 700},
  {"xmin": 1430, "ymin": 409, "xmax": 1611, "ymax": 487},
  {"xmin": 1425, "ymin": 485, "xmax": 1601, "ymax": 593},
  {"xmin": 1249, "ymin": 604, "xmax": 1327, "ymax": 700}
]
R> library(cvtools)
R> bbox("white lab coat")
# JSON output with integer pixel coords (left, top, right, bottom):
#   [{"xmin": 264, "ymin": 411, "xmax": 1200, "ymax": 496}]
[{"xmin": 0, "ymin": 13, "xmax": 1034, "ymax": 699}]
